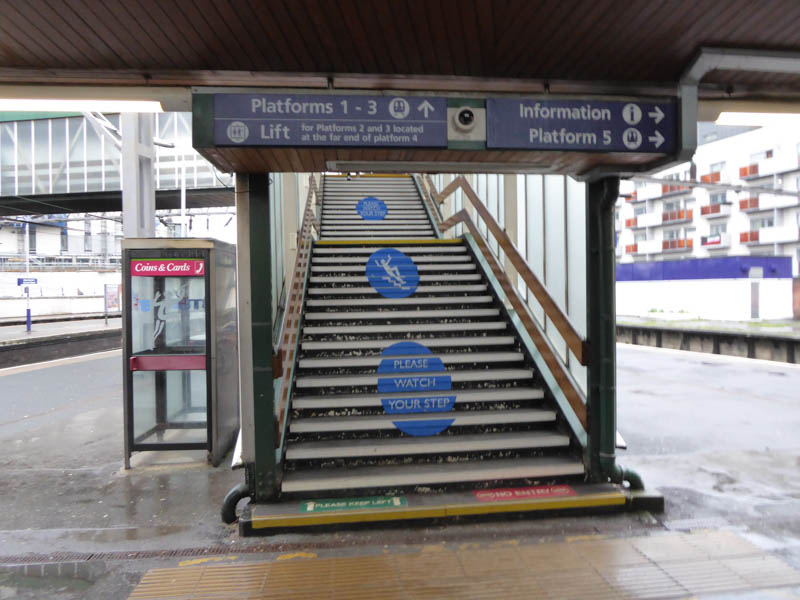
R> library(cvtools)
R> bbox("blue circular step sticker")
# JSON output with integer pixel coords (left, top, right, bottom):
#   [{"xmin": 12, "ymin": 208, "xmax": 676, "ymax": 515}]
[
  {"xmin": 356, "ymin": 196, "xmax": 388, "ymax": 220},
  {"xmin": 365, "ymin": 248, "xmax": 419, "ymax": 298},
  {"xmin": 377, "ymin": 341, "xmax": 455, "ymax": 436}
]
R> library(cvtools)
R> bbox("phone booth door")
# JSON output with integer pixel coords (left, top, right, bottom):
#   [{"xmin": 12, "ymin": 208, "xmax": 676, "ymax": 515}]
[{"xmin": 126, "ymin": 253, "xmax": 210, "ymax": 455}]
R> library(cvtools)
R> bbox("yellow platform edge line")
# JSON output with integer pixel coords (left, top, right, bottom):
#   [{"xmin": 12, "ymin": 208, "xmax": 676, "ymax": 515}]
[
  {"xmin": 250, "ymin": 492, "xmax": 626, "ymax": 529},
  {"xmin": 316, "ymin": 238, "xmax": 461, "ymax": 245}
]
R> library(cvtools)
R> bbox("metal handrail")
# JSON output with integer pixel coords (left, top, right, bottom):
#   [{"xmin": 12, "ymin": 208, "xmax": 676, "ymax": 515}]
[
  {"xmin": 274, "ymin": 174, "xmax": 321, "ymax": 449},
  {"xmin": 419, "ymin": 174, "xmax": 588, "ymax": 429}
]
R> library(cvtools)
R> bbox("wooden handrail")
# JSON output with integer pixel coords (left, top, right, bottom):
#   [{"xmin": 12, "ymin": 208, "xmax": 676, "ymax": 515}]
[
  {"xmin": 275, "ymin": 174, "xmax": 321, "ymax": 447},
  {"xmin": 435, "ymin": 175, "xmax": 588, "ymax": 366},
  {"xmin": 442, "ymin": 208, "xmax": 586, "ymax": 429}
]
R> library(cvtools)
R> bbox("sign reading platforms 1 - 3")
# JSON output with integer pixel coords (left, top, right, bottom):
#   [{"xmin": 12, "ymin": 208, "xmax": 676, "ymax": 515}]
[
  {"xmin": 486, "ymin": 98, "xmax": 677, "ymax": 153},
  {"xmin": 214, "ymin": 94, "xmax": 448, "ymax": 148}
]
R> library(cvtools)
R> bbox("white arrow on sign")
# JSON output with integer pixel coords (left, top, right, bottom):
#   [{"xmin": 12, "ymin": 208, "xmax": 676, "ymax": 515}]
[
  {"xmin": 648, "ymin": 106, "xmax": 665, "ymax": 124},
  {"xmin": 649, "ymin": 130, "xmax": 665, "ymax": 148},
  {"xmin": 417, "ymin": 100, "xmax": 435, "ymax": 118}
]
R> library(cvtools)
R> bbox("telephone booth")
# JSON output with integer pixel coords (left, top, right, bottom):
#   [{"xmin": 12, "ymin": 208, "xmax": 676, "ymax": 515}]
[{"xmin": 122, "ymin": 238, "xmax": 239, "ymax": 467}]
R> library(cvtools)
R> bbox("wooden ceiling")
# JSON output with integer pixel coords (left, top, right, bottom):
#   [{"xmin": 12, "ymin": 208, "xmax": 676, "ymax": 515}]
[
  {"xmin": 1, "ymin": 0, "xmax": 799, "ymax": 88},
  {"xmin": 3, "ymin": 0, "xmax": 800, "ymax": 175}
]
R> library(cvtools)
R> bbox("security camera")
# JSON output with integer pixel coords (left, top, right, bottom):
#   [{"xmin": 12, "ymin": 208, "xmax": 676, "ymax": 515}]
[{"xmin": 454, "ymin": 107, "xmax": 476, "ymax": 132}]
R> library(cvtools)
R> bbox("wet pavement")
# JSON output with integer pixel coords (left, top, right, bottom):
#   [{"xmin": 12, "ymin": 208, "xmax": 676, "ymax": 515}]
[{"xmin": 0, "ymin": 345, "xmax": 798, "ymax": 598}]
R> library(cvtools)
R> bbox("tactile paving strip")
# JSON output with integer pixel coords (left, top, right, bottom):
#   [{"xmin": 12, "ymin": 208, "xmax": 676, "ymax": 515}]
[{"xmin": 128, "ymin": 530, "xmax": 800, "ymax": 599}]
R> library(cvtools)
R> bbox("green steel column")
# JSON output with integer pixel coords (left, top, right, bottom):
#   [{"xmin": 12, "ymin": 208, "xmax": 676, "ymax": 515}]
[
  {"xmin": 586, "ymin": 177, "xmax": 620, "ymax": 482},
  {"xmin": 246, "ymin": 174, "xmax": 277, "ymax": 501}
]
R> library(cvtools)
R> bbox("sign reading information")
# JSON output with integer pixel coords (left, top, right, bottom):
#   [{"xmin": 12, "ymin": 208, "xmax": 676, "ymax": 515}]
[
  {"xmin": 214, "ymin": 94, "xmax": 448, "ymax": 148},
  {"xmin": 487, "ymin": 98, "xmax": 676, "ymax": 153}
]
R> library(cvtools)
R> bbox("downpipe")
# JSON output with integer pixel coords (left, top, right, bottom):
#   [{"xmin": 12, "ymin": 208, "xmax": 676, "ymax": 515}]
[
  {"xmin": 221, "ymin": 483, "xmax": 250, "ymax": 524},
  {"xmin": 593, "ymin": 177, "xmax": 645, "ymax": 492}
]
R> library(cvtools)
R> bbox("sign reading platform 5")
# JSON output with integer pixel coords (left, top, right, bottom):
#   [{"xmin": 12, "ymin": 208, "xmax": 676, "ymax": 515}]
[{"xmin": 487, "ymin": 97, "xmax": 676, "ymax": 153}]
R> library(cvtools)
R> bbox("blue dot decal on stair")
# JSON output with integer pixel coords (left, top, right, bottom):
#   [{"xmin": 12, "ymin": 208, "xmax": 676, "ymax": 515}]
[
  {"xmin": 365, "ymin": 248, "xmax": 419, "ymax": 298},
  {"xmin": 377, "ymin": 341, "xmax": 455, "ymax": 436},
  {"xmin": 356, "ymin": 196, "xmax": 388, "ymax": 220}
]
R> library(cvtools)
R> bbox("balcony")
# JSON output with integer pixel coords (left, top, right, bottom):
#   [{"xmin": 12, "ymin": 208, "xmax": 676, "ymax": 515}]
[
  {"xmin": 662, "ymin": 238, "xmax": 693, "ymax": 252},
  {"xmin": 625, "ymin": 217, "xmax": 638, "ymax": 228},
  {"xmin": 700, "ymin": 203, "xmax": 731, "ymax": 219},
  {"xmin": 740, "ymin": 231, "xmax": 760, "ymax": 245},
  {"xmin": 660, "ymin": 183, "xmax": 690, "ymax": 197},
  {"xmin": 625, "ymin": 190, "xmax": 638, "ymax": 203},
  {"xmin": 740, "ymin": 193, "xmax": 798, "ymax": 213},
  {"xmin": 625, "ymin": 239, "xmax": 662, "ymax": 255},
  {"xmin": 701, "ymin": 233, "xmax": 730, "ymax": 249},
  {"xmin": 742, "ymin": 226, "xmax": 800, "ymax": 245},
  {"xmin": 739, "ymin": 164, "xmax": 759, "ymax": 178},
  {"xmin": 662, "ymin": 209, "xmax": 693, "ymax": 225},
  {"xmin": 700, "ymin": 171, "xmax": 722, "ymax": 183},
  {"xmin": 739, "ymin": 196, "xmax": 762, "ymax": 212}
]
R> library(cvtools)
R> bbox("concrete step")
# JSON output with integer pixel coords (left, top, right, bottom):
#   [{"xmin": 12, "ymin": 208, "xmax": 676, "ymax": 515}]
[
  {"xmin": 289, "ymin": 408, "xmax": 554, "ymax": 433},
  {"xmin": 309, "ymin": 274, "xmax": 481, "ymax": 284},
  {"xmin": 295, "ymin": 366, "xmax": 531, "ymax": 388},
  {"xmin": 313, "ymin": 245, "xmax": 465, "ymax": 254},
  {"xmin": 311, "ymin": 263, "xmax": 476, "ymax": 273},
  {"xmin": 292, "ymin": 386, "xmax": 544, "ymax": 409},
  {"xmin": 303, "ymin": 307, "xmax": 495, "ymax": 320},
  {"xmin": 285, "ymin": 431, "xmax": 569, "ymax": 460},
  {"xmin": 302, "ymin": 320, "xmax": 506, "ymax": 335},
  {"xmin": 298, "ymin": 350, "xmax": 522, "ymax": 369},
  {"xmin": 312, "ymin": 255, "xmax": 471, "ymax": 264},
  {"xmin": 306, "ymin": 295, "xmax": 491, "ymax": 307},
  {"xmin": 301, "ymin": 335, "xmax": 514, "ymax": 351},
  {"xmin": 280, "ymin": 456, "xmax": 583, "ymax": 492},
  {"xmin": 306, "ymin": 284, "xmax": 487, "ymax": 295}
]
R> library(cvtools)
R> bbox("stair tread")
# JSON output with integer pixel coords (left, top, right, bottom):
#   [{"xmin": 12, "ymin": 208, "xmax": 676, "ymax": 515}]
[
  {"xmin": 313, "ymin": 246, "xmax": 465, "ymax": 254},
  {"xmin": 295, "ymin": 367, "xmax": 532, "ymax": 388},
  {"xmin": 307, "ymin": 284, "xmax": 488, "ymax": 295},
  {"xmin": 311, "ymin": 264, "xmax": 476, "ymax": 272},
  {"xmin": 306, "ymin": 296, "xmax": 492, "ymax": 307},
  {"xmin": 313, "ymin": 255, "xmax": 471, "ymax": 264},
  {"xmin": 289, "ymin": 408, "xmax": 555, "ymax": 433},
  {"xmin": 281, "ymin": 456, "xmax": 583, "ymax": 492},
  {"xmin": 298, "ymin": 351, "xmax": 523, "ymax": 369},
  {"xmin": 285, "ymin": 431, "xmax": 569, "ymax": 459},
  {"xmin": 304, "ymin": 308, "xmax": 496, "ymax": 320},
  {"xmin": 292, "ymin": 386, "xmax": 544, "ymax": 409},
  {"xmin": 301, "ymin": 335, "xmax": 515, "ymax": 350},
  {"xmin": 302, "ymin": 321, "xmax": 506, "ymax": 334}
]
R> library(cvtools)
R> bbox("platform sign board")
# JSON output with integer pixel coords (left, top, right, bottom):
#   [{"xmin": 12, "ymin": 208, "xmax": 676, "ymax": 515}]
[
  {"xmin": 104, "ymin": 283, "xmax": 121, "ymax": 313},
  {"xmin": 486, "ymin": 98, "xmax": 677, "ymax": 154},
  {"xmin": 17, "ymin": 278, "xmax": 37, "ymax": 285},
  {"xmin": 214, "ymin": 93, "xmax": 448, "ymax": 148}
]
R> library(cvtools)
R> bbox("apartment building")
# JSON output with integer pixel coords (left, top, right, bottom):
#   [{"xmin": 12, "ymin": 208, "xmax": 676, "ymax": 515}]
[{"xmin": 617, "ymin": 124, "xmax": 800, "ymax": 277}]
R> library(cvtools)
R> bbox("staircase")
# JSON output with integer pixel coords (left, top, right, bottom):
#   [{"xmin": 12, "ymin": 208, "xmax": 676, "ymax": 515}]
[
  {"xmin": 280, "ymin": 175, "xmax": 584, "ymax": 496},
  {"xmin": 320, "ymin": 175, "xmax": 436, "ymax": 240}
]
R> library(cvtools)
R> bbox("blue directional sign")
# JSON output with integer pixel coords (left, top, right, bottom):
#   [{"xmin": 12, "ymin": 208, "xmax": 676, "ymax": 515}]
[
  {"xmin": 17, "ymin": 278, "xmax": 37, "ymax": 285},
  {"xmin": 365, "ymin": 248, "xmax": 419, "ymax": 298},
  {"xmin": 356, "ymin": 196, "xmax": 388, "ymax": 221},
  {"xmin": 487, "ymin": 98, "xmax": 676, "ymax": 153},
  {"xmin": 214, "ymin": 94, "xmax": 448, "ymax": 148},
  {"xmin": 377, "ymin": 342, "xmax": 455, "ymax": 436}
]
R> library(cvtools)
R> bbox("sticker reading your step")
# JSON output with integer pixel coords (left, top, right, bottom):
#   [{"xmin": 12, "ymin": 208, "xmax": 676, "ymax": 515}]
[
  {"xmin": 377, "ymin": 341, "xmax": 455, "ymax": 436},
  {"xmin": 356, "ymin": 196, "xmax": 387, "ymax": 221},
  {"xmin": 365, "ymin": 248, "xmax": 419, "ymax": 298}
]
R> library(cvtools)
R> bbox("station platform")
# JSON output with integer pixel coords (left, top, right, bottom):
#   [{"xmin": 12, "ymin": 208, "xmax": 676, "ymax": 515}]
[{"xmin": 128, "ymin": 529, "xmax": 800, "ymax": 599}]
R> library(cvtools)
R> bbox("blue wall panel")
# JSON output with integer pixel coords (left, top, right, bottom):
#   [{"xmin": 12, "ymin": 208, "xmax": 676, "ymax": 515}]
[{"xmin": 617, "ymin": 256, "xmax": 792, "ymax": 281}]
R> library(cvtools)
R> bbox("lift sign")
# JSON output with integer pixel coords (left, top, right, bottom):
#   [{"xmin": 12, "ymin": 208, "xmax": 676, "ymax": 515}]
[
  {"xmin": 378, "ymin": 341, "xmax": 455, "ymax": 436},
  {"xmin": 131, "ymin": 259, "xmax": 205, "ymax": 277},
  {"xmin": 365, "ymin": 248, "xmax": 419, "ymax": 298},
  {"xmin": 356, "ymin": 196, "xmax": 388, "ymax": 220}
]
